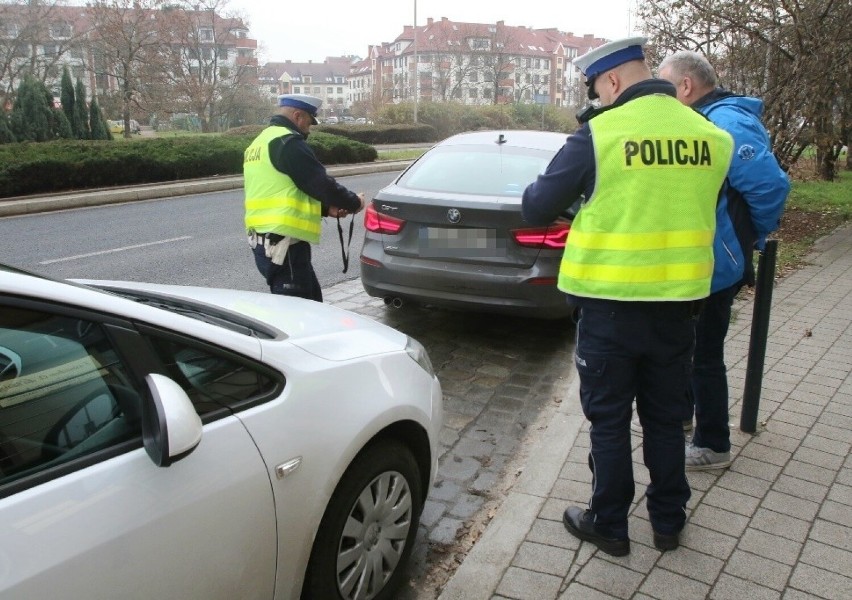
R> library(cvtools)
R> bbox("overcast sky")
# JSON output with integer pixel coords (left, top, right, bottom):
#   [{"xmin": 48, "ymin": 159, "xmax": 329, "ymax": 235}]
[{"xmin": 227, "ymin": 0, "xmax": 641, "ymax": 63}]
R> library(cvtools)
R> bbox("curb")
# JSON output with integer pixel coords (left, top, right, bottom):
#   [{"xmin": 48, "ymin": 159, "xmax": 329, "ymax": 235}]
[
  {"xmin": 438, "ymin": 367, "xmax": 582, "ymax": 600},
  {"xmin": 0, "ymin": 160, "xmax": 413, "ymax": 218}
]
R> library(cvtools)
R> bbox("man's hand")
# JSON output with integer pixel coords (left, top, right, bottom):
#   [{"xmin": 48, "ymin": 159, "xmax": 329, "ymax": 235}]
[{"xmin": 329, "ymin": 193, "xmax": 365, "ymax": 219}]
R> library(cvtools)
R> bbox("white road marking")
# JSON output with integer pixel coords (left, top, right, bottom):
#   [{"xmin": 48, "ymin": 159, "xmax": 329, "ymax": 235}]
[{"xmin": 39, "ymin": 236, "xmax": 192, "ymax": 264}]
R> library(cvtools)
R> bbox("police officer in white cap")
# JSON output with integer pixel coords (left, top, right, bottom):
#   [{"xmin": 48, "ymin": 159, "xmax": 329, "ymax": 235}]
[
  {"xmin": 243, "ymin": 93, "xmax": 365, "ymax": 301},
  {"xmin": 522, "ymin": 38, "xmax": 734, "ymax": 555}
]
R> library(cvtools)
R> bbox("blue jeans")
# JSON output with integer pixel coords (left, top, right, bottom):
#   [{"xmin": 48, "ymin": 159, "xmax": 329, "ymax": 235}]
[
  {"xmin": 252, "ymin": 240, "xmax": 323, "ymax": 302},
  {"xmin": 574, "ymin": 300, "xmax": 695, "ymax": 538},
  {"xmin": 690, "ymin": 284, "xmax": 740, "ymax": 453}
]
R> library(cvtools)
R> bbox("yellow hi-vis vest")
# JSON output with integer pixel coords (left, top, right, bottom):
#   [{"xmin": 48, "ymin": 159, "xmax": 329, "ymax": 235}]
[
  {"xmin": 559, "ymin": 94, "xmax": 734, "ymax": 301},
  {"xmin": 243, "ymin": 125, "xmax": 322, "ymax": 243}
]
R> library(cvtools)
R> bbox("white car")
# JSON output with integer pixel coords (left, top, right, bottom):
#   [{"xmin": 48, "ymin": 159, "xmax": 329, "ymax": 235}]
[{"xmin": 0, "ymin": 264, "xmax": 442, "ymax": 600}]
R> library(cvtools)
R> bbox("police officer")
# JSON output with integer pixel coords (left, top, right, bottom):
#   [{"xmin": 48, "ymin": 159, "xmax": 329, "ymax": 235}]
[
  {"xmin": 244, "ymin": 93, "xmax": 365, "ymax": 301},
  {"xmin": 522, "ymin": 38, "xmax": 734, "ymax": 555}
]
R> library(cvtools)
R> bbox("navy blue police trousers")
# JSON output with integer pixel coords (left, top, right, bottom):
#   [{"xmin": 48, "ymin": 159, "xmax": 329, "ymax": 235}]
[{"xmin": 573, "ymin": 299, "xmax": 697, "ymax": 538}]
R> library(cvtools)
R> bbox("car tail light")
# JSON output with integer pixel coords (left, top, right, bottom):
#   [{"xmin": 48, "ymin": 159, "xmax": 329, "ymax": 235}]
[
  {"xmin": 364, "ymin": 204, "xmax": 405, "ymax": 234},
  {"xmin": 511, "ymin": 223, "xmax": 570, "ymax": 249}
]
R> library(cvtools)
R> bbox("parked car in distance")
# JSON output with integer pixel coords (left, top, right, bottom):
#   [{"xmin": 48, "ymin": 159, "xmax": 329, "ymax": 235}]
[
  {"xmin": 360, "ymin": 129, "xmax": 574, "ymax": 319},
  {"xmin": 354, "ymin": 117, "xmax": 368, "ymax": 125},
  {"xmin": 0, "ymin": 263, "xmax": 442, "ymax": 600},
  {"xmin": 107, "ymin": 119, "xmax": 141, "ymax": 134},
  {"xmin": 324, "ymin": 116, "xmax": 339, "ymax": 124}
]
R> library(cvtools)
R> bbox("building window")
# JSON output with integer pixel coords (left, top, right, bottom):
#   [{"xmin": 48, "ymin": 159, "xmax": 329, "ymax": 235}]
[
  {"xmin": 43, "ymin": 44, "xmax": 57, "ymax": 56},
  {"xmin": 294, "ymin": 86, "xmax": 300, "ymax": 93},
  {"xmin": 484, "ymin": 88, "xmax": 492, "ymax": 99},
  {"xmin": 469, "ymin": 89, "xmax": 477, "ymax": 99},
  {"xmin": 199, "ymin": 28, "xmax": 213, "ymax": 41},
  {"xmin": 327, "ymin": 87, "xmax": 333, "ymax": 94},
  {"xmin": 313, "ymin": 87, "xmax": 320, "ymax": 94},
  {"xmin": 50, "ymin": 22, "xmax": 71, "ymax": 38},
  {"xmin": 337, "ymin": 87, "xmax": 343, "ymax": 94}
]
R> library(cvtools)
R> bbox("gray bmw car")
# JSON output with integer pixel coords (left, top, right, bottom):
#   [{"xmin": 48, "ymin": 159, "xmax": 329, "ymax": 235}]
[{"xmin": 360, "ymin": 130, "xmax": 573, "ymax": 319}]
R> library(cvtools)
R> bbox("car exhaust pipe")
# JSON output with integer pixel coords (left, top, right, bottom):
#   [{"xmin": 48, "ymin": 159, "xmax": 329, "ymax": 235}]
[{"xmin": 383, "ymin": 296, "xmax": 404, "ymax": 308}]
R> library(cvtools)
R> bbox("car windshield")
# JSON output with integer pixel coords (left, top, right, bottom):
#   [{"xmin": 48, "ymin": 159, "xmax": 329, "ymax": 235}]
[{"xmin": 396, "ymin": 144, "xmax": 555, "ymax": 197}]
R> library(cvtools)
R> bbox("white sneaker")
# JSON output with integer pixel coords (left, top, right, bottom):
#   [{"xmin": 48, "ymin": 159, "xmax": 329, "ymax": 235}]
[{"xmin": 685, "ymin": 443, "xmax": 731, "ymax": 471}]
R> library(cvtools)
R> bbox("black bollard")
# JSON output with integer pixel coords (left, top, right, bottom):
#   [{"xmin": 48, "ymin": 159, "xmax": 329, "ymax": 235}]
[{"xmin": 740, "ymin": 240, "xmax": 778, "ymax": 433}]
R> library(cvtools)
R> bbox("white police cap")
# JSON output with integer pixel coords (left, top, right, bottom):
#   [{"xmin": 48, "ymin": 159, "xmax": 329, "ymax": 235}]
[
  {"xmin": 573, "ymin": 36, "xmax": 649, "ymax": 79},
  {"xmin": 278, "ymin": 93, "xmax": 322, "ymax": 124}
]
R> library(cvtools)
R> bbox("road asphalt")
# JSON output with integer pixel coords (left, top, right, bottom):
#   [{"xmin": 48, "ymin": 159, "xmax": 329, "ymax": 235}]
[{"xmin": 4, "ymin": 168, "xmax": 850, "ymax": 599}]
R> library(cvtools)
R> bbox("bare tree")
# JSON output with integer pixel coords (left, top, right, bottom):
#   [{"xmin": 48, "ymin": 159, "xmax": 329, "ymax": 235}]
[
  {"xmin": 639, "ymin": 0, "xmax": 852, "ymax": 179},
  {"xmin": 0, "ymin": 0, "xmax": 88, "ymax": 108},
  {"xmin": 477, "ymin": 25, "xmax": 522, "ymax": 105},
  {"xmin": 87, "ymin": 0, "xmax": 168, "ymax": 138},
  {"xmin": 153, "ymin": 0, "xmax": 256, "ymax": 132}
]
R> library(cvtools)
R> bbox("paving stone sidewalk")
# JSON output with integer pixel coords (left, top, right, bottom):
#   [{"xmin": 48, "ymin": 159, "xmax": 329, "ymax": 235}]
[{"xmin": 439, "ymin": 224, "xmax": 852, "ymax": 600}]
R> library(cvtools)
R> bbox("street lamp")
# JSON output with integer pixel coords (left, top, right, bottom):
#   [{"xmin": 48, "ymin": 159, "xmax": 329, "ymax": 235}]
[{"xmin": 413, "ymin": 0, "xmax": 418, "ymax": 124}]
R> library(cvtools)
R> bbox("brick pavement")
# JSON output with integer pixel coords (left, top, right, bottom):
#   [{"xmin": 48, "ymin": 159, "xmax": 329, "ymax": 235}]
[{"xmin": 437, "ymin": 224, "xmax": 852, "ymax": 600}]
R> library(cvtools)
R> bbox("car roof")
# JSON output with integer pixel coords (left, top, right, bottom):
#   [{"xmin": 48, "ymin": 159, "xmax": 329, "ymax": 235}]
[{"xmin": 436, "ymin": 130, "xmax": 567, "ymax": 152}]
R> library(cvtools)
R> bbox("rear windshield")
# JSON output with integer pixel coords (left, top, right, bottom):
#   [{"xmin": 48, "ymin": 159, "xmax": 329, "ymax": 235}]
[{"xmin": 396, "ymin": 144, "xmax": 558, "ymax": 197}]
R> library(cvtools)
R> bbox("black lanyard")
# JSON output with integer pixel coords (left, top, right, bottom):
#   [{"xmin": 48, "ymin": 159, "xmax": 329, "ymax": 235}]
[{"xmin": 336, "ymin": 215, "xmax": 354, "ymax": 273}]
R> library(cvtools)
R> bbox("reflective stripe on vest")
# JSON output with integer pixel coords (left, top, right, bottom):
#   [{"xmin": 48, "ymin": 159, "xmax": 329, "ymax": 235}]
[
  {"xmin": 243, "ymin": 125, "xmax": 322, "ymax": 243},
  {"xmin": 558, "ymin": 94, "xmax": 733, "ymax": 301}
]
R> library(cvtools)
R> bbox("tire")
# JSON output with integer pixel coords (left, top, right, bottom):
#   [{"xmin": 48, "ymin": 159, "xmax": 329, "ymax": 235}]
[{"xmin": 303, "ymin": 440, "xmax": 423, "ymax": 600}]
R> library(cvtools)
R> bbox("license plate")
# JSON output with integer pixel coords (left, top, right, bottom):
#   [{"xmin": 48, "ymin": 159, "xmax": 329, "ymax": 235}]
[{"xmin": 419, "ymin": 227, "xmax": 500, "ymax": 257}]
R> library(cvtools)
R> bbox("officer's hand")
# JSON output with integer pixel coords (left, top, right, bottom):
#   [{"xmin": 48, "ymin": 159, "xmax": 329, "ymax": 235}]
[{"xmin": 355, "ymin": 193, "xmax": 366, "ymax": 213}]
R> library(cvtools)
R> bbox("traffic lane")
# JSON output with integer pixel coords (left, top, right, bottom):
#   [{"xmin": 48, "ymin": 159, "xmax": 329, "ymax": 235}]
[{"xmin": 0, "ymin": 171, "xmax": 398, "ymax": 290}]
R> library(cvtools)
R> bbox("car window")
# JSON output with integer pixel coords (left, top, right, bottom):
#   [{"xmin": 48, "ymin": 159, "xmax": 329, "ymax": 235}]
[
  {"xmin": 397, "ymin": 145, "xmax": 555, "ymax": 196},
  {"xmin": 146, "ymin": 333, "xmax": 281, "ymax": 417},
  {"xmin": 0, "ymin": 308, "xmax": 142, "ymax": 487}
]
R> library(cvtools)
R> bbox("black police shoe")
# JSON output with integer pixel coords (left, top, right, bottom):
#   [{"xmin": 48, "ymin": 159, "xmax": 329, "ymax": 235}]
[
  {"xmin": 562, "ymin": 506, "xmax": 630, "ymax": 556},
  {"xmin": 653, "ymin": 529, "xmax": 680, "ymax": 552}
]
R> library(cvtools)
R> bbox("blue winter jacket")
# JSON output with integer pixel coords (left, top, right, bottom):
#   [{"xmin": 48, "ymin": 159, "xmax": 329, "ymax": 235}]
[{"xmin": 696, "ymin": 90, "xmax": 790, "ymax": 292}]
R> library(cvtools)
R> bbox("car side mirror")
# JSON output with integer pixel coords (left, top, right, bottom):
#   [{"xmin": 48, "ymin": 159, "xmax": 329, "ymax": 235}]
[{"xmin": 142, "ymin": 374, "xmax": 202, "ymax": 467}]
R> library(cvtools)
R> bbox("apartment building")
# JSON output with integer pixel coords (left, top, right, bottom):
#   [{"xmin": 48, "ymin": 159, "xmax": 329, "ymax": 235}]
[
  {"xmin": 259, "ymin": 17, "xmax": 606, "ymax": 118},
  {"xmin": 380, "ymin": 18, "xmax": 606, "ymax": 108},
  {"xmin": 259, "ymin": 57, "xmax": 353, "ymax": 118},
  {"xmin": 0, "ymin": 3, "xmax": 257, "ymax": 107}
]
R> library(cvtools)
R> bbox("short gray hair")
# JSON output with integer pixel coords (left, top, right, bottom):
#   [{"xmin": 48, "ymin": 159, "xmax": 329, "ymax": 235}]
[{"xmin": 659, "ymin": 50, "xmax": 718, "ymax": 88}]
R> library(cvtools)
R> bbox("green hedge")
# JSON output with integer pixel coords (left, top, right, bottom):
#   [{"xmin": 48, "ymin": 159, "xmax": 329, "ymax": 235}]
[{"xmin": 0, "ymin": 131, "xmax": 377, "ymax": 198}]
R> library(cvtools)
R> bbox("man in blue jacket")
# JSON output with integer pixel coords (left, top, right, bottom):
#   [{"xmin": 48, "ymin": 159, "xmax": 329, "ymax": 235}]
[{"xmin": 658, "ymin": 51, "xmax": 790, "ymax": 470}]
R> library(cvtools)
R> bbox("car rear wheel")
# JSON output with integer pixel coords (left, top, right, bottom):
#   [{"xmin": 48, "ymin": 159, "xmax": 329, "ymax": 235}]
[{"xmin": 303, "ymin": 440, "xmax": 422, "ymax": 600}]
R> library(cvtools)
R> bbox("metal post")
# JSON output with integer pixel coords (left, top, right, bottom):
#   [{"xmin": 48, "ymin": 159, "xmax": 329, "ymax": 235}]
[{"xmin": 740, "ymin": 240, "xmax": 778, "ymax": 433}]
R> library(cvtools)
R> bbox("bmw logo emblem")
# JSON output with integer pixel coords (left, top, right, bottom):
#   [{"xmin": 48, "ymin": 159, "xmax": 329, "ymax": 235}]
[{"xmin": 447, "ymin": 209, "xmax": 461, "ymax": 223}]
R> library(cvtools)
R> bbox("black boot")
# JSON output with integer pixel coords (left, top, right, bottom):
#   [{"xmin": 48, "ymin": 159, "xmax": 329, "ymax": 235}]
[
  {"xmin": 562, "ymin": 506, "xmax": 630, "ymax": 556},
  {"xmin": 653, "ymin": 529, "xmax": 680, "ymax": 551}
]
